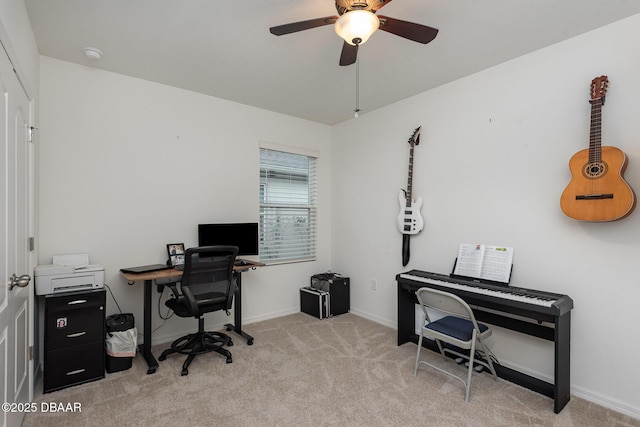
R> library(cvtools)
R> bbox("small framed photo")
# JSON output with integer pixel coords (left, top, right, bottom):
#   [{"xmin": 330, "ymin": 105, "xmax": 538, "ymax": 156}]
[{"xmin": 167, "ymin": 243, "xmax": 185, "ymax": 267}]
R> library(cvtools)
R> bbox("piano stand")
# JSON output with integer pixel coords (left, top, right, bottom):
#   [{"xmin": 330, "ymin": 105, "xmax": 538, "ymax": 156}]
[{"xmin": 397, "ymin": 271, "xmax": 571, "ymax": 414}]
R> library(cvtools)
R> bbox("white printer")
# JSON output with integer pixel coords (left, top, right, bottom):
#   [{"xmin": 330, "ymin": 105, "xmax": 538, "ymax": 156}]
[{"xmin": 35, "ymin": 253, "xmax": 105, "ymax": 295}]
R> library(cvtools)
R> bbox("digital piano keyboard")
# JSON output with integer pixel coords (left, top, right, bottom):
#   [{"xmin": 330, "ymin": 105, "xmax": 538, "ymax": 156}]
[
  {"xmin": 396, "ymin": 270, "xmax": 573, "ymax": 414},
  {"xmin": 397, "ymin": 270, "xmax": 573, "ymax": 322}
]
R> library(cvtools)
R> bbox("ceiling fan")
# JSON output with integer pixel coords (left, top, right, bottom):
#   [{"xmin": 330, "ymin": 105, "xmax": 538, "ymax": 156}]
[{"xmin": 269, "ymin": 0, "xmax": 439, "ymax": 66}]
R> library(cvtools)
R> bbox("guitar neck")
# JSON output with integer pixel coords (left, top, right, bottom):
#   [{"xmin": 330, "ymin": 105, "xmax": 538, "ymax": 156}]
[
  {"xmin": 589, "ymin": 99, "xmax": 603, "ymax": 163},
  {"xmin": 406, "ymin": 145, "xmax": 414, "ymax": 207}
]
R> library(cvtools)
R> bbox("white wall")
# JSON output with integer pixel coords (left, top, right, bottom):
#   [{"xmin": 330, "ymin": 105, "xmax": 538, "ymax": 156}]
[
  {"xmin": 0, "ymin": 0, "xmax": 38, "ymax": 93},
  {"xmin": 331, "ymin": 14, "xmax": 640, "ymax": 418},
  {"xmin": 38, "ymin": 57, "xmax": 333, "ymax": 345}
]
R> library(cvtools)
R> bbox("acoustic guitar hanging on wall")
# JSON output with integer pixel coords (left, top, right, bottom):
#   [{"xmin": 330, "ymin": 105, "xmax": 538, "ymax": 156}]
[{"xmin": 560, "ymin": 75, "xmax": 636, "ymax": 221}]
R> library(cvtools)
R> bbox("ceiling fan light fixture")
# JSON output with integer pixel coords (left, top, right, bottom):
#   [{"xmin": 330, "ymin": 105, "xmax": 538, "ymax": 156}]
[{"xmin": 334, "ymin": 10, "xmax": 380, "ymax": 46}]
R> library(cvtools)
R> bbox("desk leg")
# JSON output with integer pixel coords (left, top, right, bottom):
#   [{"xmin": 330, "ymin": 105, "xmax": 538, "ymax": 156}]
[
  {"xmin": 141, "ymin": 279, "xmax": 159, "ymax": 374},
  {"xmin": 225, "ymin": 271, "xmax": 254, "ymax": 345}
]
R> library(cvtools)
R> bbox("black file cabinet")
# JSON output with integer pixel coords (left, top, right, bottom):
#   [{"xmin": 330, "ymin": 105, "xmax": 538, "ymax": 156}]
[{"xmin": 44, "ymin": 289, "xmax": 106, "ymax": 393}]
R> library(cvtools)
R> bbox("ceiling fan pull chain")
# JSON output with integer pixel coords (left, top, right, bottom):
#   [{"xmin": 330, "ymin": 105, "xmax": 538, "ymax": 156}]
[{"xmin": 354, "ymin": 44, "xmax": 360, "ymax": 118}]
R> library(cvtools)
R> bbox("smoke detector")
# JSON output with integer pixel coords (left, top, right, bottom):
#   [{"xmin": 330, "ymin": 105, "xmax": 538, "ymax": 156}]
[{"xmin": 82, "ymin": 47, "xmax": 103, "ymax": 61}]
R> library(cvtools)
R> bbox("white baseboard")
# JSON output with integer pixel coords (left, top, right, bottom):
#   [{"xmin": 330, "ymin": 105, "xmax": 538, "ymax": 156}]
[
  {"xmin": 243, "ymin": 307, "xmax": 299, "ymax": 325},
  {"xmin": 570, "ymin": 386, "xmax": 640, "ymax": 420},
  {"xmin": 481, "ymin": 360, "xmax": 639, "ymax": 419},
  {"xmin": 348, "ymin": 307, "xmax": 396, "ymax": 329}
]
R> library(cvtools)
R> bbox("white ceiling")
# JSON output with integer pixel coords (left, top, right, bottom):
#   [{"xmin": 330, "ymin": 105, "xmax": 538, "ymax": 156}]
[{"xmin": 24, "ymin": 0, "xmax": 640, "ymax": 125}]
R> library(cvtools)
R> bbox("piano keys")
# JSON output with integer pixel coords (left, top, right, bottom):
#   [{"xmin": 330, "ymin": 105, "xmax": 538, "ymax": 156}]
[
  {"xmin": 399, "ymin": 270, "xmax": 573, "ymax": 320},
  {"xmin": 396, "ymin": 269, "xmax": 573, "ymax": 414}
]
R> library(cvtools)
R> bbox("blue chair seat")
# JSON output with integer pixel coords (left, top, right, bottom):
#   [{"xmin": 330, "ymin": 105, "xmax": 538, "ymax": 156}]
[{"xmin": 426, "ymin": 316, "xmax": 489, "ymax": 342}]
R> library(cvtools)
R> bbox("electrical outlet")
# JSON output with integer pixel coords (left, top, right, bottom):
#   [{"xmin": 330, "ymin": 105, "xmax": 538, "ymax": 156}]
[{"xmin": 371, "ymin": 279, "xmax": 377, "ymax": 291}]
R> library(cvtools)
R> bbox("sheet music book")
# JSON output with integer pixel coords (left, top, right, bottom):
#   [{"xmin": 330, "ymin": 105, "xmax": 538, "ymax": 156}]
[{"xmin": 453, "ymin": 243, "xmax": 514, "ymax": 284}]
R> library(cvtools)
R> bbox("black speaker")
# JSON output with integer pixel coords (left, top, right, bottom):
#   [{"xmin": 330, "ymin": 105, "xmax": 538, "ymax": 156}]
[{"xmin": 310, "ymin": 273, "xmax": 350, "ymax": 316}]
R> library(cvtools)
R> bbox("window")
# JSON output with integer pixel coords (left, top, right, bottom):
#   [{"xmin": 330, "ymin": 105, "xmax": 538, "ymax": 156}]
[{"xmin": 259, "ymin": 144, "xmax": 317, "ymax": 263}]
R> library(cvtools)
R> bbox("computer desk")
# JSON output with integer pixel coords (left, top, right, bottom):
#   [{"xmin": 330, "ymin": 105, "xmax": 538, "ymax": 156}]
[{"xmin": 121, "ymin": 260, "xmax": 264, "ymax": 374}]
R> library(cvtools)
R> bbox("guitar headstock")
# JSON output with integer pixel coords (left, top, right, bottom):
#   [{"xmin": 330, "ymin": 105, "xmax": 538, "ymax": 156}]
[
  {"xmin": 590, "ymin": 75, "xmax": 608, "ymax": 104},
  {"xmin": 408, "ymin": 126, "xmax": 421, "ymax": 147}
]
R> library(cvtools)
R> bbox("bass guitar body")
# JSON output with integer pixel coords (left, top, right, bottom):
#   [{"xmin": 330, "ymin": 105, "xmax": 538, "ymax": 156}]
[
  {"xmin": 560, "ymin": 75, "xmax": 636, "ymax": 222},
  {"xmin": 397, "ymin": 190, "xmax": 424, "ymax": 234},
  {"xmin": 560, "ymin": 146, "xmax": 635, "ymax": 221}
]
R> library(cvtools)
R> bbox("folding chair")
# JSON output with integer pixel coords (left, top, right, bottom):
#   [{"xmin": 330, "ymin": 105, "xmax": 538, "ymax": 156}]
[{"xmin": 413, "ymin": 287, "xmax": 498, "ymax": 402}]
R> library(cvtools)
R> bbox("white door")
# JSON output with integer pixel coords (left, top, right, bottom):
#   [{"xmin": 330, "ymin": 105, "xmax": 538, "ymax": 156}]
[{"xmin": 0, "ymin": 41, "xmax": 33, "ymax": 427}]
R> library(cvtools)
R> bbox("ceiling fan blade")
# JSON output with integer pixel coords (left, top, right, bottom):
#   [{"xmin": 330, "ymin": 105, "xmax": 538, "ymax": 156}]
[
  {"xmin": 339, "ymin": 42, "xmax": 358, "ymax": 66},
  {"xmin": 270, "ymin": 16, "xmax": 339, "ymax": 36},
  {"xmin": 377, "ymin": 16, "xmax": 439, "ymax": 44}
]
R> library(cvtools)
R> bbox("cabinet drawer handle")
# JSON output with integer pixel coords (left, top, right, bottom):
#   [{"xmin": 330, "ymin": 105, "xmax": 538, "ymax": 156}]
[
  {"xmin": 66, "ymin": 332, "xmax": 87, "ymax": 338},
  {"xmin": 66, "ymin": 369, "xmax": 86, "ymax": 376},
  {"xmin": 67, "ymin": 299, "xmax": 87, "ymax": 305}
]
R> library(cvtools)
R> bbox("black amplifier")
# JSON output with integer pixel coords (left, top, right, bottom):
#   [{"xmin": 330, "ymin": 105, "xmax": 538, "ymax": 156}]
[{"xmin": 308, "ymin": 272, "xmax": 350, "ymax": 317}]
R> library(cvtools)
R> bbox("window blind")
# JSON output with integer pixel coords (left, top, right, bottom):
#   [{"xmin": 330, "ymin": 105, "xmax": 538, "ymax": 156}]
[{"xmin": 259, "ymin": 147, "xmax": 317, "ymax": 263}]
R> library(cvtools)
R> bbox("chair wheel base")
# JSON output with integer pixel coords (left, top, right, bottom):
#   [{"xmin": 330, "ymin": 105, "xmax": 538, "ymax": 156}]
[{"xmin": 159, "ymin": 327, "xmax": 233, "ymax": 374}]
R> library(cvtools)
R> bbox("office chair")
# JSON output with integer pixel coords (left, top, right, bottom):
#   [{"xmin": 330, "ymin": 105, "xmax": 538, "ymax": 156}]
[
  {"xmin": 413, "ymin": 287, "xmax": 498, "ymax": 402},
  {"xmin": 158, "ymin": 245, "xmax": 238, "ymax": 375}
]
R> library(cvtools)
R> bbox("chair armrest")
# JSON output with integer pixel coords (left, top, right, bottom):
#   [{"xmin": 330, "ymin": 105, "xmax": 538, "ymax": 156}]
[{"xmin": 225, "ymin": 278, "xmax": 238, "ymax": 311}]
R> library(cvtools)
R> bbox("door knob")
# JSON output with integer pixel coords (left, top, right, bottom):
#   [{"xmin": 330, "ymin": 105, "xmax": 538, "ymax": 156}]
[{"xmin": 9, "ymin": 274, "xmax": 31, "ymax": 291}]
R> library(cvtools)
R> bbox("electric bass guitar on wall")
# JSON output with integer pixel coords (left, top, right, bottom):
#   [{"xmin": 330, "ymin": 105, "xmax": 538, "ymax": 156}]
[
  {"xmin": 398, "ymin": 127, "xmax": 424, "ymax": 266},
  {"xmin": 560, "ymin": 75, "xmax": 636, "ymax": 221}
]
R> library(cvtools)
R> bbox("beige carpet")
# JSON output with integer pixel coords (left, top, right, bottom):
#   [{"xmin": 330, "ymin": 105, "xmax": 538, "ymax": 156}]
[{"xmin": 23, "ymin": 313, "xmax": 639, "ymax": 427}]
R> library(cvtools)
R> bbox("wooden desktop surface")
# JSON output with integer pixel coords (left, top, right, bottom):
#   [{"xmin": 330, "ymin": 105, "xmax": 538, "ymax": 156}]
[
  {"xmin": 121, "ymin": 268, "xmax": 181, "ymax": 282},
  {"xmin": 121, "ymin": 260, "xmax": 265, "ymax": 283}
]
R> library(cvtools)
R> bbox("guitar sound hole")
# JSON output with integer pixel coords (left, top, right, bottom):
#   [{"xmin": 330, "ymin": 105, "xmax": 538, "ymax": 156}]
[{"xmin": 582, "ymin": 162, "xmax": 607, "ymax": 178}]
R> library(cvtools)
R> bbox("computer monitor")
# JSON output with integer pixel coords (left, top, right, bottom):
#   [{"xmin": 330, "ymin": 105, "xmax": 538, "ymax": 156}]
[{"xmin": 197, "ymin": 222, "xmax": 259, "ymax": 256}]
